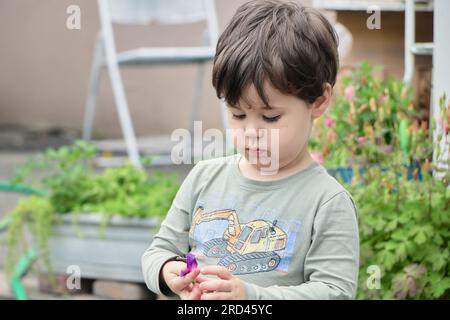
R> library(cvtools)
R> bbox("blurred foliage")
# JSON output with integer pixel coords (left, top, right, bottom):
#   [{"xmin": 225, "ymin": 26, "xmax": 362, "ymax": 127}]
[
  {"xmin": 310, "ymin": 61, "xmax": 419, "ymax": 166},
  {"xmin": 3, "ymin": 140, "xmax": 180, "ymax": 278},
  {"xmin": 311, "ymin": 62, "xmax": 450, "ymax": 299}
]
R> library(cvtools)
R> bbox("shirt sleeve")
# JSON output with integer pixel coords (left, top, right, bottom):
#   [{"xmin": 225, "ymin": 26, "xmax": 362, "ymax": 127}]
[
  {"xmin": 141, "ymin": 161, "xmax": 203, "ymax": 296},
  {"xmin": 244, "ymin": 191, "xmax": 360, "ymax": 300}
]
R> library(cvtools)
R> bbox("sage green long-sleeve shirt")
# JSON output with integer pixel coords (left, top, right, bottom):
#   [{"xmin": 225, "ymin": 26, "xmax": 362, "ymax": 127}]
[{"xmin": 141, "ymin": 153, "xmax": 359, "ymax": 300}]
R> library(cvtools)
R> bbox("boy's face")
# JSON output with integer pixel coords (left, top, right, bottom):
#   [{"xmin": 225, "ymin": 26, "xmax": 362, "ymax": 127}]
[{"xmin": 228, "ymin": 81, "xmax": 327, "ymax": 173}]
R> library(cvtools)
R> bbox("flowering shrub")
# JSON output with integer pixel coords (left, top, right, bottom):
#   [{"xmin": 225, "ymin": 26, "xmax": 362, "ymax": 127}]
[
  {"xmin": 310, "ymin": 61, "xmax": 419, "ymax": 168},
  {"xmin": 310, "ymin": 61, "xmax": 450, "ymax": 299},
  {"xmin": 351, "ymin": 95, "xmax": 449, "ymax": 299}
]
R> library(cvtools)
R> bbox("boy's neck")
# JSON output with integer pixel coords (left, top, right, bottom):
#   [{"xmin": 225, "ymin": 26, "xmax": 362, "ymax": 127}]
[{"xmin": 238, "ymin": 148, "xmax": 314, "ymax": 182}]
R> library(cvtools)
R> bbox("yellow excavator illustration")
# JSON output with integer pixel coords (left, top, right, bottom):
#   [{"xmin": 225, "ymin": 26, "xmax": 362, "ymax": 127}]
[{"xmin": 189, "ymin": 206, "xmax": 287, "ymax": 274}]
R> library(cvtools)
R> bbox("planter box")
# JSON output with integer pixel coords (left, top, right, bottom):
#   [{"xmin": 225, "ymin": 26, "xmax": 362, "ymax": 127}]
[{"xmin": 48, "ymin": 213, "xmax": 161, "ymax": 283}]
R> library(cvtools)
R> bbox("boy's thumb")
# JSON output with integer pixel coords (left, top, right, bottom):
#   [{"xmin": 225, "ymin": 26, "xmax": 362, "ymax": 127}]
[{"xmin": 173, "ymin": 268, "xmax": 200, "ymax": 291}]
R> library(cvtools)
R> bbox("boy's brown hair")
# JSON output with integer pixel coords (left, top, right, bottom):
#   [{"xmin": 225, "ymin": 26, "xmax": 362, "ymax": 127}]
[{"xmin": 212, "ymin": 0, "xmax": 339, "ymax": 107}]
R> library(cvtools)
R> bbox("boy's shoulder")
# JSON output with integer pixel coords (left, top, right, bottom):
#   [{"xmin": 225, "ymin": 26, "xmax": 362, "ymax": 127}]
[
  {"xmin": 310, "ymin": 165, "xmax": 353, "ymax": 196},
  {"xmin": 311, "ymin": 168, "xmax": 358, "ymax": 216}
]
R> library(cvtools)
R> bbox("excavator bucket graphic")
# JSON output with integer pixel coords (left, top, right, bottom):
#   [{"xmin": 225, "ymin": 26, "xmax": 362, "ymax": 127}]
[{"xmin": 189, "ymin": 206, "xmax": 288, "ymax": 275}]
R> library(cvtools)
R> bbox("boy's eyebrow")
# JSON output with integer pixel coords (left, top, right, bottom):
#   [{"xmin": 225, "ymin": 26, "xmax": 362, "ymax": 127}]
[
  {"xmin": 228, "ymin": 103, "xmax": 279, "ymax": 110},
  {"xmin": 261, "ymin": 105, "xmax": 278, "ymax": 110}
]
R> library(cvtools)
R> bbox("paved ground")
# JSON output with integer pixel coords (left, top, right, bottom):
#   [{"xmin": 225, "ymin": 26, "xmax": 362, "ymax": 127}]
[{"xmin": 0, "ymin": 271, "xmax": 103, "ymax": 300}]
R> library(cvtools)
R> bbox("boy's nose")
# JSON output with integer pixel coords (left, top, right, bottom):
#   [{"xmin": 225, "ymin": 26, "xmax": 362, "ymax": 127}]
[{"xmin": 244, "ymin": 127, "xmax": 264, "ymax": 139}]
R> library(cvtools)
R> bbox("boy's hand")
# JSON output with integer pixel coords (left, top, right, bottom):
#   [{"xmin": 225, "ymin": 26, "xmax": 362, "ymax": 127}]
[
  {"xmin": 162, "ymin": 261, "xmax": 203, "ymax": 300},
  {"xmin": 198, "ymin": 266, "xmax": 246, "ymax": 300}
]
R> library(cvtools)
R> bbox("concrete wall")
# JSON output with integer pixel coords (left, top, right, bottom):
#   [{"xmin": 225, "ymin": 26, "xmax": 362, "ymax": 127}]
[
  {"xmin": 0, "ymin": 0, "xmax": 252, "ymax": 138},
  {"xmin": 0, "ymin": 1, "xmax": 431, "ymax": 139}
]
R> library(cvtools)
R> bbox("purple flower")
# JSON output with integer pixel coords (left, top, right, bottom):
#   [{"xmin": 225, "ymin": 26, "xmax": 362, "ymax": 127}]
[{"xmin": 179, "ymin": 252, "xmax": 198, "ymax": 277}]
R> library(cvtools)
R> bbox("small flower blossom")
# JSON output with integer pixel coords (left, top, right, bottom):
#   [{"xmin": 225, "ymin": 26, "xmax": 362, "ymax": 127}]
[
  {"xmin": 325, "ymin": 116, "xmax": 334, "ymax": 128},
  {"xmin": 311, "ymin": 152, "xmax": 324, "ymax": 164},
  {"xmin": 180, "ymin": 252, "xmax": 198, "ymax": 277},
  {"xmin": 344, "ymin": 85, "xmax": 355, "ymax": 100},
  {"xmin": 357, "ymin": 136, "xmax": 366, "ymax": 144}
]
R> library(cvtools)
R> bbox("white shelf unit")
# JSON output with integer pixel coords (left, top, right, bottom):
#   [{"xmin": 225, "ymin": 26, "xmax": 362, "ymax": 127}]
[{"xmin": 313, "ymin": 0, "xmax": 434, "ymax": 12}]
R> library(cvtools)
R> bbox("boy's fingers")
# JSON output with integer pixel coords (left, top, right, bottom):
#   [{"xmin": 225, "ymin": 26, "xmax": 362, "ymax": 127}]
[
  {"xmin": 201, "ymin": 291, "xmax": 232, "ymax": 300},
  {"xmin": 199, "ymin": 279, "xmax": 232, "ymax": 292},
  {"xmin": 181, "ymin": 268, "xmax": 200, "ymax": 284},
  {"xmin": 171, "ymin": 268, "xmax": 200, "ymax": 292},
  {"xmin": 195, "ymin": 275, "xmax": 210, "ymax": 283},
  {"xmin": 188, "ymin": 284, "xmax": 202, "ymax": 300},
  {"xmin": 200, "ymin": 266, "xmax": 232, "ymax": 280}
]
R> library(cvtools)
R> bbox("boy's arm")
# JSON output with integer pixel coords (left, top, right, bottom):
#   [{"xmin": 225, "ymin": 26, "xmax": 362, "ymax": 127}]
[
  {"xmin": 141, "ymin": 162, "xmax": 203, "ymax": 296},
  {"xmin": 244, "ymin": 191, "xmax": 360, "ymax": 300}
]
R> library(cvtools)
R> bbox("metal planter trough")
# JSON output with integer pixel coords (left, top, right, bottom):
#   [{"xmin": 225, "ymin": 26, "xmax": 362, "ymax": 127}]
[{"xmin": 48, "ymin": 213, "xmax": 160, "ymax": 283}]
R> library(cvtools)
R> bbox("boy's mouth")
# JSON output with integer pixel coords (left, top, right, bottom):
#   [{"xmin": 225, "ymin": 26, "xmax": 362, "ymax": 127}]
[{"xmin": 246, "ymin": 148, "xmax": 267, "ymax": 155}]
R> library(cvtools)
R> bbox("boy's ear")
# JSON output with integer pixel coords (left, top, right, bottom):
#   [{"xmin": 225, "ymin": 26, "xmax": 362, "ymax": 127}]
[{"xmin": 311, "ymin": 83, "xmax": 332, "ymax": 119}]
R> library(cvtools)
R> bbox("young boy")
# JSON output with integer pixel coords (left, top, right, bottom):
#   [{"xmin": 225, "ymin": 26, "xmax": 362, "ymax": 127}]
[{"xmin": 142, "ymin": 0, "xmax": 359, "ymax": 300}]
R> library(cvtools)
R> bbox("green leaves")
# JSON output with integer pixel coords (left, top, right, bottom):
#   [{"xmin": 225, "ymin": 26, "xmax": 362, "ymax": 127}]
[
  {"xmin": 353, "ymin": 167, "xmax": 449, "ymax": 299},
  {"xmin": 423, "ymin": 273, "xmax": 450, "ymax": 298},
  {"xmin": 409, "ymin": 225, "xmax": 433, "ymax": 245},
  {"xmin": 310, "ymin": 61, "xmax": 421, "ymax": 167},
  {"xmin": 347, "ymin": 90, "xmax": 450, "ymax": 299},
  {"xmin": 4, "ymin": 141, "xmax": 181, "ymax": 282},
  {"xmin": 5, "ymin": 196, "xmax": 55, "ymax": 279},
  {"xmin": 310, "ymin": 61, "xmax": 450, "ymax": 299},
  {"xmin": 9, "ymin": 140, "xmax": 181, "ymax": 219},
  {"xmin": 378, "ymin": 249, "xmax": 397, "ymax": 271}
]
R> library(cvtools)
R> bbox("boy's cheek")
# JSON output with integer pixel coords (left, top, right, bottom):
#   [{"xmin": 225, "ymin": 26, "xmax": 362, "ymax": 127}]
[{"xmin": 230, "ymin": 132, "xmax": 247, "ymax": 152}]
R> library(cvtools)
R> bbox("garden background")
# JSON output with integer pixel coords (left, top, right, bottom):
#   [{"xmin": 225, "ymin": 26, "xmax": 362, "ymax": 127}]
[{"xmin": 0, "ymin": 0, "xmax": 448, "ymax": 300}]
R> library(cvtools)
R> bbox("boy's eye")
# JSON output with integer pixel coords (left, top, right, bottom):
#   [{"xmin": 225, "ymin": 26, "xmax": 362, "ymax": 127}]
[
  {"xmin": 232, "ymin": 114, "xmax": 246, "ymax": 120},
  {"xmin": 262, "ymin": 115, "xmax": 281, "ymax": 123}
]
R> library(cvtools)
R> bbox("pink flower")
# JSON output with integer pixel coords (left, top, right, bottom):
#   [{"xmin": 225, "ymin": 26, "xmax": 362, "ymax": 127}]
[
  {"xmin": 179, "ymin": 252, "xmax": 198, "ymax": 277},
  {"xmin": 357, "ymin": 136, "xmax": 366, "ymax": 144},
  {"xmin": 325, "ymin": 116, "xmax": 334, "ymax": 128},
  {"xmin": 379, "ymin": 94, "xmax": 386, "ymax": 104},
  {"xmin": 441, "ymin": 118, "xmax": 448, "ymax": 132},
  {"xmin": 344, "ymin": 85, "xmax": 355, "ymax": 100},
  {"xmin": 311, "ymin": 152, "xmax": 324, "ymax": 164}
]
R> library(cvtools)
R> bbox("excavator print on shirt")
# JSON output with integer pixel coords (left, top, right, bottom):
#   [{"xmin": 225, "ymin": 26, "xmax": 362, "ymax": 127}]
[{"xmin": 189, "ymin": 206, "xmax": 290, "ymax": 275}]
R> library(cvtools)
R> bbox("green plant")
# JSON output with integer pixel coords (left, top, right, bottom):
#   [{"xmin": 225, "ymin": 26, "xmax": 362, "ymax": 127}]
[
  {"xmin": 310, "ymin": 61, "xmax": 418, "ymax": 167},
  {"xmin": 350, "ymin": 94, "xmax": 450, "ymax": 299},
  {"xmin": 3, "ymin": 140, "xmax": 180, "ymax": 279},
  {"xmin": 310, "ymin": 61, "xmax": 450, "ymax": 299},
  {"xmin": 5, "ymin": 196, "xmax": 54, "ymax": 280}
]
